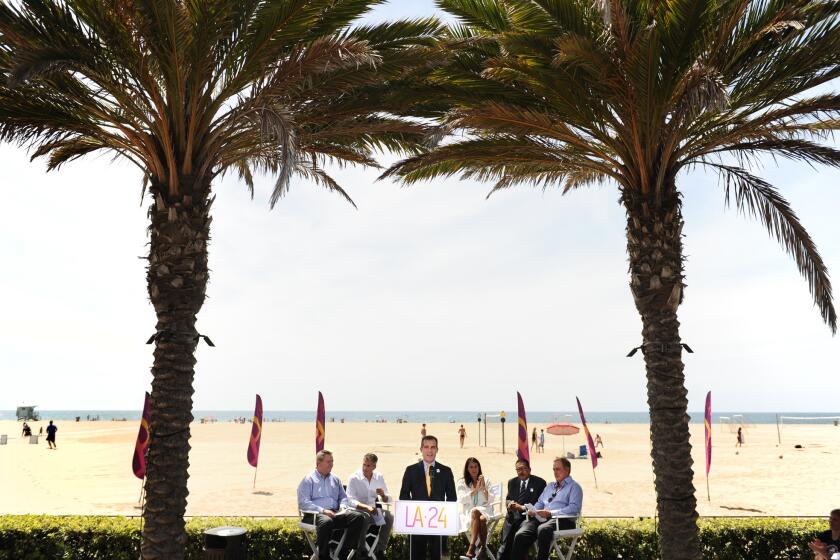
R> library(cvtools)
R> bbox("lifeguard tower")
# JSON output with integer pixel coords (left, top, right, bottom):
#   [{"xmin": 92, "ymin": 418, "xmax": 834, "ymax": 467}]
[{"xmin": 16, "ymin": 405, "xmax": 39, "ymax": 421}]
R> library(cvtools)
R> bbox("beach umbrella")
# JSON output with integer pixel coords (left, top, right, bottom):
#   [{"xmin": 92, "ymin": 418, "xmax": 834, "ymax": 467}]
[{"xmin": 546, "ymin": 422, "xmax": 579, "ymax": 454}]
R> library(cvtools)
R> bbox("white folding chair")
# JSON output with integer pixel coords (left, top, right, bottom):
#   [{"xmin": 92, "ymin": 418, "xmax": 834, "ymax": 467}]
[
  {"xmin": 547, "ymin": 514, "xmax": 583, "ymax": 560},
  {"xmin": 359, "ymin": 503, "xmax": 391, "ymax": 559},
  {"xmin": 299, "ymin": 510, "xmax": 357, "ymax": 560},
  {"xmin": 460, "ymin": 483, "xmax": 505, "ymax": 560}
]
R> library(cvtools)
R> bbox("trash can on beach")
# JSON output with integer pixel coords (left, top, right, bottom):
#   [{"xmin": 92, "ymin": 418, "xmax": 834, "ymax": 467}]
[{"xmin": 204, "ymin": 526, "xmax": 246, "ymax": 560}]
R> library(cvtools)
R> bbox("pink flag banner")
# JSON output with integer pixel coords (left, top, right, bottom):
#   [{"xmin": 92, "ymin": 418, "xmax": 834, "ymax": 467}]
[
  {"xmin": 315, "ymin": 392, "xmax": 325, "ymax": 453},
  {"xmin": 516, "ymin": 392, "xmax": 529, "ymax": 463},
  {"xmin": 704, "ymin": 391, "xmax": 712, "ymax": 476},
  {"xmin": 576, "ymin": 396, "xmax": 598, "ymax": 470},
  {"xmin": 247, "ymin": 394, "xmax": 263, "ymax": 468},
  {"xmin": 132, "ymin": 392, "xmax": 151, "ymax": 479}
]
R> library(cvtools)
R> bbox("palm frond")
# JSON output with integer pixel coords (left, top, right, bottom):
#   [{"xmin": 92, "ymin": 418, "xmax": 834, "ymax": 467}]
[{"xmin": 710, "ymin": 163, "xmax": 836, "ymax": 332}]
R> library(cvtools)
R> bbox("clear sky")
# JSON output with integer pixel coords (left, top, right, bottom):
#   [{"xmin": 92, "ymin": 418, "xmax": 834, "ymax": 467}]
[{"xmin": 1, "ymin": 1, "xmax": 838, "ymax": 413}]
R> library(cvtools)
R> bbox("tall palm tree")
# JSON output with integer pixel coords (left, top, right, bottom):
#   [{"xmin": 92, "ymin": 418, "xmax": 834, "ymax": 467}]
[
  {"xmin": 0, "ymin": 1, "xmax": 442, "ymax": 558},
  {"xmin": 385, "ymin": 1, "xmax": 840, "ymax": 558}
]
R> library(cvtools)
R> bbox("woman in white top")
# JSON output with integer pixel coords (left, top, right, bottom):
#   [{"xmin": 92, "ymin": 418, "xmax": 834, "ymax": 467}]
[{"xmin": 456, "ymin": 457, "xmax": 492, "ymax": 559}]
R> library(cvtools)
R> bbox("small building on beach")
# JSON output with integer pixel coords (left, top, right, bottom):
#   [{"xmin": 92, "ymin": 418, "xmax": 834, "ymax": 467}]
[{"xmin": 16, "ymin": 405, "xmax": 39, "ymax": 421}]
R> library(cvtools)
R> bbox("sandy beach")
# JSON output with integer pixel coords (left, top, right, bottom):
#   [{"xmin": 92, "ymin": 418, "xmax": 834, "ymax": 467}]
[{"xmin": 0, "ymin": 419, "xmax": 837, "ymax": 517}]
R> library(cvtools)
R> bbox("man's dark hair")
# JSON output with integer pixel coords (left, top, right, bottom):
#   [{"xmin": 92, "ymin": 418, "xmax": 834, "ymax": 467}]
[
  {"xmin": 364, "ymin": 453, "xmax": 378, "ymax": 464},
  {"xmin": 830, "ymin": 508, "xmax": 840, "ymax": 517},
  {"xmin": 515, "ymin": 458, "xmax": 531, "ymax": 470},
  {"xmin": 420, "ymin": 435, "xmax": 438, "ymax": 448}
]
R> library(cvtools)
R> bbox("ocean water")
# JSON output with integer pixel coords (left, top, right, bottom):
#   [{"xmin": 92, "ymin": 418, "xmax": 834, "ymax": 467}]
[{"xmin": 1, "ymin": 410, "xmax": 838, "ymax": 424}]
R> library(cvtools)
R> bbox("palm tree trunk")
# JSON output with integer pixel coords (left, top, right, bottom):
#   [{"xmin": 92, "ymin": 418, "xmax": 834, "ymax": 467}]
[
  {"xmin": 623, "ymin": 188, "xmax": 701, "ymax": 560},
  {"xmin": 141, "ymin": 186, "xmax": 212, "ymax": 560}
]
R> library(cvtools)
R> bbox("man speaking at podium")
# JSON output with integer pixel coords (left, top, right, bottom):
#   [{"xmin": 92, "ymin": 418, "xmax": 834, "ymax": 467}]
[{"xmin": 399, "ymin": 434, "xmax": 457, "ymax": 560}]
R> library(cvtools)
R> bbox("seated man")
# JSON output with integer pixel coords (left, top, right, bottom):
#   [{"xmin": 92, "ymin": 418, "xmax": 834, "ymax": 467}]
[
  {"xmin": 298, "ymin": 450, "xmax": 366, "ymax": 560},
  {"xmin": 809, "ymin": 508, "xmax": 840, "ymax": 560},
  {"xmin": 346, "ymin": 453, "xmax": 394, "ymax": 560},
  {"xmin": 498, "ymin": 459, "xmax": 546, "ymax": 560},
  {"xmin": 512, "ymin": 457, "xmax": 582, "ymax": 560}
]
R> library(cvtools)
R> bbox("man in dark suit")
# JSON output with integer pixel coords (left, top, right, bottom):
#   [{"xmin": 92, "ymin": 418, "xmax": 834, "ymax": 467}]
[
  {"xmin": 399, "ymin": 435, "xmax": 457, "ymax": 560},
  {"xmin": 497, "ymin": 458, "xmax": 546, "ymax": 560}
]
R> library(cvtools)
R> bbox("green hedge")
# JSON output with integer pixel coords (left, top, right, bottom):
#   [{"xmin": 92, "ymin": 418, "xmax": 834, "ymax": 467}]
[{"xmin": 0, "ymin": 515, "xmax": 824, "ymax": 560}]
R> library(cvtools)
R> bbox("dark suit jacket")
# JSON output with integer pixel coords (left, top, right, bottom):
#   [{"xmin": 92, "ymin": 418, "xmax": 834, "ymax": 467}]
[
  {"xmin": 504, "ymin": 475, "xmax": 546, "ymax": 522},
  {"xmin": 399, "ymin": 461, "xmax": 457, "ymax": 502}
]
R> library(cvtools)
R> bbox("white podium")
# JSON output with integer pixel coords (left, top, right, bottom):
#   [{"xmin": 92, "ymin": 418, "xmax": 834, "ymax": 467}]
[{"xmin": 394, "ymin": 500, "xmax": 460, "ymax": 536}]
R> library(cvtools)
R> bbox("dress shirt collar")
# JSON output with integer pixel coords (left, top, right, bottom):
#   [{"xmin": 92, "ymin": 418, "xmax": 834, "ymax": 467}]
[
  {"xmin": 554, "ymin": 476, "xmax": 572, "ymax": 489},
  {"xmin": 354, "ymin": 469, "xmax": 380, "ymax": 481},
  {"xmin": 313, "ymin": 469, "xmax": 333, "ymax": 481},
  {"xmin": 422, "ymin": 460, "xmax": 436, "ymax": 471}
]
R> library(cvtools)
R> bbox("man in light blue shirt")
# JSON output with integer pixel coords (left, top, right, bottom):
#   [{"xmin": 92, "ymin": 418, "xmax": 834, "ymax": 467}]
[
  {"xmin": 512, "ymin": 457, "xmax": 582, "ymax": 560},
  {"xmin": 298, "ymin": 450, "xmax": 366, "ymax": 560}
]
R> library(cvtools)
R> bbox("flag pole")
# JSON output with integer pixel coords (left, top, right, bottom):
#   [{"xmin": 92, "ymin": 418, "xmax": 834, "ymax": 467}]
[
  {"xmin": 139, "ymin": 477, "xmax": 146, "ymax": 534},
  {"xmin": 253, "ymin": 466, "xmax": 258, "ymax": 489},
  {"xmin": 591, "ymin": 467, "xmax": 598, "ymax": 490},
  {"xmin": 706, "ymin": 476, "xmax": 710, "ymax": 502},
  {"xmin": 138, "ymin": 478, "xmax": 145, "ymax": 505}
]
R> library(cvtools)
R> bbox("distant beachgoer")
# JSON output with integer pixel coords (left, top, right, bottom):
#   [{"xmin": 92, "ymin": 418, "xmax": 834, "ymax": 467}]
[
  {"xmin": 736, "ymin": 427, "xmax": 744, "ymax": 447},
  {"xmin": 458, "ymin": 425, "xmax": 466, "ymax": 448},
  {"xmin": 21, "ymin": 422, "xmax": 30, "ymax": 437},
  {"xmin": 46, "ymin": 420, "xmax": 57, "ymax": 449},
  {"xmin": 595, "ymin": 434, "xmax": 603, "ymax": 448},
  {"xmin": 39, "ymin": 426, "xmax": 43, "ymax": 436},
  {"xmin": 530, "ymin": 428, "xmax": 537, "ymax": 451},
  {"xmin": 538, "ymin": 429, "xmax": 545, "ymax": 453},
  {"xmin": 809, "ymin": 508, "xmax": 840, "ymax": 560},
  {"xmin": 421, "ymin": 423, "xmax": 427, "ymax": 438}
]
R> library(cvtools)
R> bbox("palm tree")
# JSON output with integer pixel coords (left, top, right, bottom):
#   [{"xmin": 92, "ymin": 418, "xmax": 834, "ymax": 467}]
[
  {"xmin": 0, "ymin": 1, "xmax": 442, "ymax": 558},
  {"xmin": 385, "ymin": 1, "xmax": 840, "ymax": 558}
]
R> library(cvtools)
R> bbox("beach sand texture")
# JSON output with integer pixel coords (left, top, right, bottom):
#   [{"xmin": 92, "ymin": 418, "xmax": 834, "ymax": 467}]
[{"xmin": 0, "ymin": 420, "xmax": 837, "ymax": 517}]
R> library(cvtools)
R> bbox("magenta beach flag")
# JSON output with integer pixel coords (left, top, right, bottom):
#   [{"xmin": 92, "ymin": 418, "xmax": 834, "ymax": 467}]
[
  {"xmin": 132, "ymin": 392, "xmax": 151, "ymax": 479},
  {"xmin": 516, "ymin": 392, "xmax": 529, "ymax": 462},
  {"xmin": 704, "ymin": 391, "xmax": 712, "ymax": 501},
  {"xmin": 247, "ymin": 394, "xmax": 263, "ymax": 468},
  {"xmin": 315, "ymin": 391, "xmax": 325, "ymax": 453},
  {"xmin": 704, "ymin": 391, "xmax": 712, "ymax": 475},
  {"xmin": 575, "ymin": 397, "xmax": 598, "ymax": 470}
]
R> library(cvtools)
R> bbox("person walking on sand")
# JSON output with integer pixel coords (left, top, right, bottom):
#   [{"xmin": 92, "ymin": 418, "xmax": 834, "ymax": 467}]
[
  {"xmin": 538, "ymin": 429, "xmax": 545, "ymax": 453},
  {"xmin": 45, "ymin": 420, "xmax": 57, "ymax": 449},
  {"xmin": 736, "ymin": 427, "xmax": 744, "ymax": 447},
  {"xmin": 530, "ymin": 427, "xmax": 537, "ymax": 451},
  {"xmin": 421, "ymin": 423, "xmax": 427, "ymax": 438},
  {"xmin": 595, "ymin": 434, "xmax": 603, "ymax": 448},
  {"xmin": 458, "ymin": 425, "xmax": 466, "ymax": 448}
]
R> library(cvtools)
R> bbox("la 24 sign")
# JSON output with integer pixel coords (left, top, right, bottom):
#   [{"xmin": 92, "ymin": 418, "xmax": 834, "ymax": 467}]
[{"xmin": 393, "ymin": 501, "xmax": 460, "ymax": 536}]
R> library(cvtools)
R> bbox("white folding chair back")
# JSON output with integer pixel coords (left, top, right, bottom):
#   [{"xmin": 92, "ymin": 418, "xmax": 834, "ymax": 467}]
[
  {"xmin": 298, "ymin": 510, "xmax": 356, "ymax": 560},
  {"xmin": 549, "ymin": 514, "xmax": 583, "ymax": 560}
]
